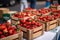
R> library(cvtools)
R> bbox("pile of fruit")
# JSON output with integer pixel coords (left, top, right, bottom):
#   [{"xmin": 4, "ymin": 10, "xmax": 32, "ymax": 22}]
[
  {"xmin": 13, "ymin": 12, "xmax": 37, "ymax": 20},
  {"xmin": 23, "ymin": 8, "xmax": 33, "ymax": 12},
  {"xmin": 12, "ymin": 7, "xmax": 60, "ymax": 28},
  {"xmin": 39, "ymin": 8, "xmax": 51, "ymax": 15},
  {"xmin": 13, "ymin": 8, "xmax": 52, "ymax": 20},
  {"xmin": 51, "ymin": 10, "xmax": 60, "ymax": 18},
  {"xmin": 53, "ymin": 13, "xmax": 60, "ymax": 18},
  {"xmin": 50, "ymin": 4, "xmax": 59, "ymax": 12},
  {"xmin": 19, "ymin": 18, "xmax": 42, "ymax": 29},
  {"xmin": 14, "ymin": 12, "xmax": 31, "ymax": 17},
  {"xmin": 38, "ymin": 15, "xmax": 58, "ymax": 22},
  {"xmin": 0, "ymin": 22, "xmax": 18, "ymax": 38}
]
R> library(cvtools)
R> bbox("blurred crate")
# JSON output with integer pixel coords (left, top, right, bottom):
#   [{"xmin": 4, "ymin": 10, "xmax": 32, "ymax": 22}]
[
  {"xmin": 39, "ymin": 19, "xmax": 58, "ymax": 31},
  {"xmin": 18, "ymin": 24, "xmax": 44, "ymax": 40},
  {"xmin": 11, "ymin": 15, "xmax": 19, "ymax": 25},
  {"xmin": 0, "ymin": 31, "xmax": 23, "ymax": 40},
  {"xmin": 0, "ymin": 8, "xmax": 9, "ymax": 13}
]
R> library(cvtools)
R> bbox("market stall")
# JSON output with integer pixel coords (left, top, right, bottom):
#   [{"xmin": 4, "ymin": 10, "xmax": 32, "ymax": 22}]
[{"xmin": 0, "ymin": 4, "xmax": 60, "ymax": 40}]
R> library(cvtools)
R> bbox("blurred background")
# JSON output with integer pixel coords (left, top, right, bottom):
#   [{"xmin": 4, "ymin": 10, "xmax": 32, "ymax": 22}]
[{"xmin": 0, "ymin": 0, "xmax": 57, "ymax": 11}]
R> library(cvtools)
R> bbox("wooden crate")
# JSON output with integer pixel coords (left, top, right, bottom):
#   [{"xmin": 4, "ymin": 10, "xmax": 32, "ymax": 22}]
[
  {"xmin": 7, "ymin": 11, "xmax": 17, "ymax": 14},
  {"xmin": 11, "ymin": 15, "xmax": 37, "ymax": 25},
  {"xmin": 58, "ymin": 18, "xmax": 60, "ymax": 26},
  {"xmin": 0, "ymin": 31, "xmax": 23, "ymax": 40},
  {"xmin": 0, "ymin": 8, "xmax": 9, "ymax": 13},
  {"xmin": 18, "ymin": 25, "xmax": 44, "ymax": 40},
  {"xmin": 41, "ymin": 12, "xmax": 51, "ymax": 16},
  {"xmin": 57, "ymin": 5, "xmax": 60, "ymax": 10},
  {"xmin": 11, "ymin": 15, "xmax": 19, "ymax": 25},
  {"xmin": 39, "ymin": 19, "xmax": 58, "ymax": 31},
  {"xmin": 50, "ymin": 5, "xmax": 57, "ymax": 9},
  {"xmin": 0, "ymin": 10, "xmax": 3, "ymax": 18}
]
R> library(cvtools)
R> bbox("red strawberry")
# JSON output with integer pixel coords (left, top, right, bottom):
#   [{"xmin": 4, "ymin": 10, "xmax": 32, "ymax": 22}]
[
  {"xmin": 26, "ymin": 26, "xmax": 30, "ymax": 29},
  {"xmin": 3, "ymin": 28, "xmax": 8, "ymax": 33},
  {"xmin": 8, "ymin": 29, "xmax": 13, "ymax": 35},
  {"xmin": 28, "ymin": 22, "xmax": 31, "ymax": 25},
  {"xmin": 32, "ymin": 21, "xmax": 35, "ymax": 24},
  {"xmin": 13, "ymin": 31, "xmax": 17, "ymax": 34},
  {"xmin": 18, "ymin": 16, "xmax": 23, "ymax": 18},
  {"xmin": 1, "ymin": 24, "xmax": 6, "ymax": 30},
  {"xmin": 0, "ymin": 31, "xmax": 2, "ymax": 35},
  {"xmin": 23, "ymin": 24, "xmax": 27, "ymax": 27}
]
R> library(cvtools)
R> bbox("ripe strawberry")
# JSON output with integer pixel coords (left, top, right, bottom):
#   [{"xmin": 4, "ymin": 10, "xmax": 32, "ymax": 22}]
[
  {"xmin": 28, "ymin": 22, "xmax": 31, "ymax": 25},
  {"xmin": 3, "ymin": 28, "xmax": 8, "ymax": 33},
  {"xmin": 8, "ymin": 29, "xmax": 13, "ymax": 35},
  {"xmin": 0, "ymin": 31, "xmax": 2, "ymax": 35},
  {"xmin": 35, "ymin": 23, "xmax": 38, "ymax": 26},
  {"xmin": 18, "ymin": 16, "xmax": 23, "ymax": 18},
  {"xmin": 13, "ymin": 31, "xmax": 17, "ymax": 34},
  {"xmin": 32, "ymin": 21, "xmax": 35, "ymax": 24},
  {"xmin": 20, "ymin": 20, "xmax": 26, "ymax": 23},
  {"xmin": 26, "ymin": 26, "xmax": 30, "ymax": 29},
  {"xmin": 20, "ymin": 24, "xmax": 23, "ymax": 26},
  {"xmin": 23, "ymin": 24, "xmax": 27, "ymax": 27},
  {"xmin": 1, "ymin": 24, "xmax": 6, "ymax": 30}
]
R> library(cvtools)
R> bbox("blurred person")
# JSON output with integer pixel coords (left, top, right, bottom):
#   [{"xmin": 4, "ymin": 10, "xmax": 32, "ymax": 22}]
[
  {"xmin": 29, "ymin": 0, "xmax": 36, "ymax": 9},
  {"xmin": 45, "ymin": 0, "xmax": 51, "ymax": 8},
  {"xmin": 45, "ymin": 0, "xmax": 54, "ymax": 8},
  {"xmin": 58, "ymin": 0, "xmax": 60, "ymax": 5},
  {"xmin": 51, "ymin": 0, "xmax": 53, "ymax": 4},
  {"xmin": 20, "ymin": 0, "xmax": 28, "ymax": 12}
]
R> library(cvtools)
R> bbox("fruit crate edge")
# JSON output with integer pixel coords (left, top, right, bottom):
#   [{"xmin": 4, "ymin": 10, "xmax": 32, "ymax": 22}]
[
  {"xmin": 0, "ymin": 31, "xmax": 23, "ymax": 40},
  {"xmin": 17, "ymin": 24, "xmax": 44, "ymax": 40},
  {"xmin": 39, "ymin": 19, "xmax": 58, "ymax": 31},
  {"xmin": 58, "ymin": 18, "xmax": 60, "ymax": 26}
]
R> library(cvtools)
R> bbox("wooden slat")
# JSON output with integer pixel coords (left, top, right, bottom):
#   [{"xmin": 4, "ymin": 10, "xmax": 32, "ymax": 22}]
[
  {"xmin": 49, "ymin": 23, "xmax": 57, "ymax": 30},
  {"xmin": 49, "ymin": 19, "xmax": 58, "ymax": 25},
  {"xmin": 0, "ymin": 31, "xmax": 23, "ymax": 40},
  {"xmin": 0, "ymin": 8, "xmax": 9, "ymax": 13},
  {"xmin": 57, "ymin": 5, "xmax": 60, "ymax": 10},
  {"xmin": 27, "ymin": 29, "xmax": 33, "ymax": 40},
  {"xmin": 19, "ymin": 26, "xmax": 27, "ymax": 32},
  {"xmin": 23, "ymin": 32, "xmax": 27, "ymax": 38},
  {"xmin": 0, "ymin": 33, "xmax": 19, "ymax": 40},
  {"xmin": 33, "ymin": 26, "xmax": 42, "ymax": 32},
  {"xmin": 18, "ymin": 32, "xmax": 23, "ymax": 40},
  {"xmin": 11, "ymin": 16, "xmax": 19, "ymax": 20},
  {"xmin": 11, "ymin": 19, "xmax": 19, "ymax": 25},
  {"xmin": 42, "ymin": 12, "xmax": 51, "ymax": 16},
  {"xmin": 33, "ymin": 30, "xmax": 43, "ymax": 38}
]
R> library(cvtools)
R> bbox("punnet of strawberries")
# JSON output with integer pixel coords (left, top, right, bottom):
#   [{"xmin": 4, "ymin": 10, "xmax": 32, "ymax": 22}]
[
  {"xmin": 0, "ymin": 22, "xmax": 20, "ymax": 39},
  {"xmin": 19, "ymin": 18, "xmax": 42, "ymax": 29}
]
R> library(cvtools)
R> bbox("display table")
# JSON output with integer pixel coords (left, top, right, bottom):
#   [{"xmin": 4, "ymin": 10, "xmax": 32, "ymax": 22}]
[
  {"xmin": 34, "ymin": 32, "xmax": 56, "ymax": 40},
  {"xmin": 50, "ymin": 26, "xmax": 60, "ymax": 40}
]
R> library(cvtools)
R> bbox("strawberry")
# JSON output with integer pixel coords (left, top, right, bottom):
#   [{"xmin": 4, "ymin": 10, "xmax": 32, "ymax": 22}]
[
  {"xmin": 0, "ymin": 31, "xmax": 2, "ymax": 35},
  {"xmin": 8, "ymin": 29, "xmax": 13, "ymax": 35},
  {"xmin": 1, "ymin": 24, "xmax": 6, "ymax": 30},
  {"xmin": 3, "ymin": 28, "xmax": 8, "ymax": 33}
]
